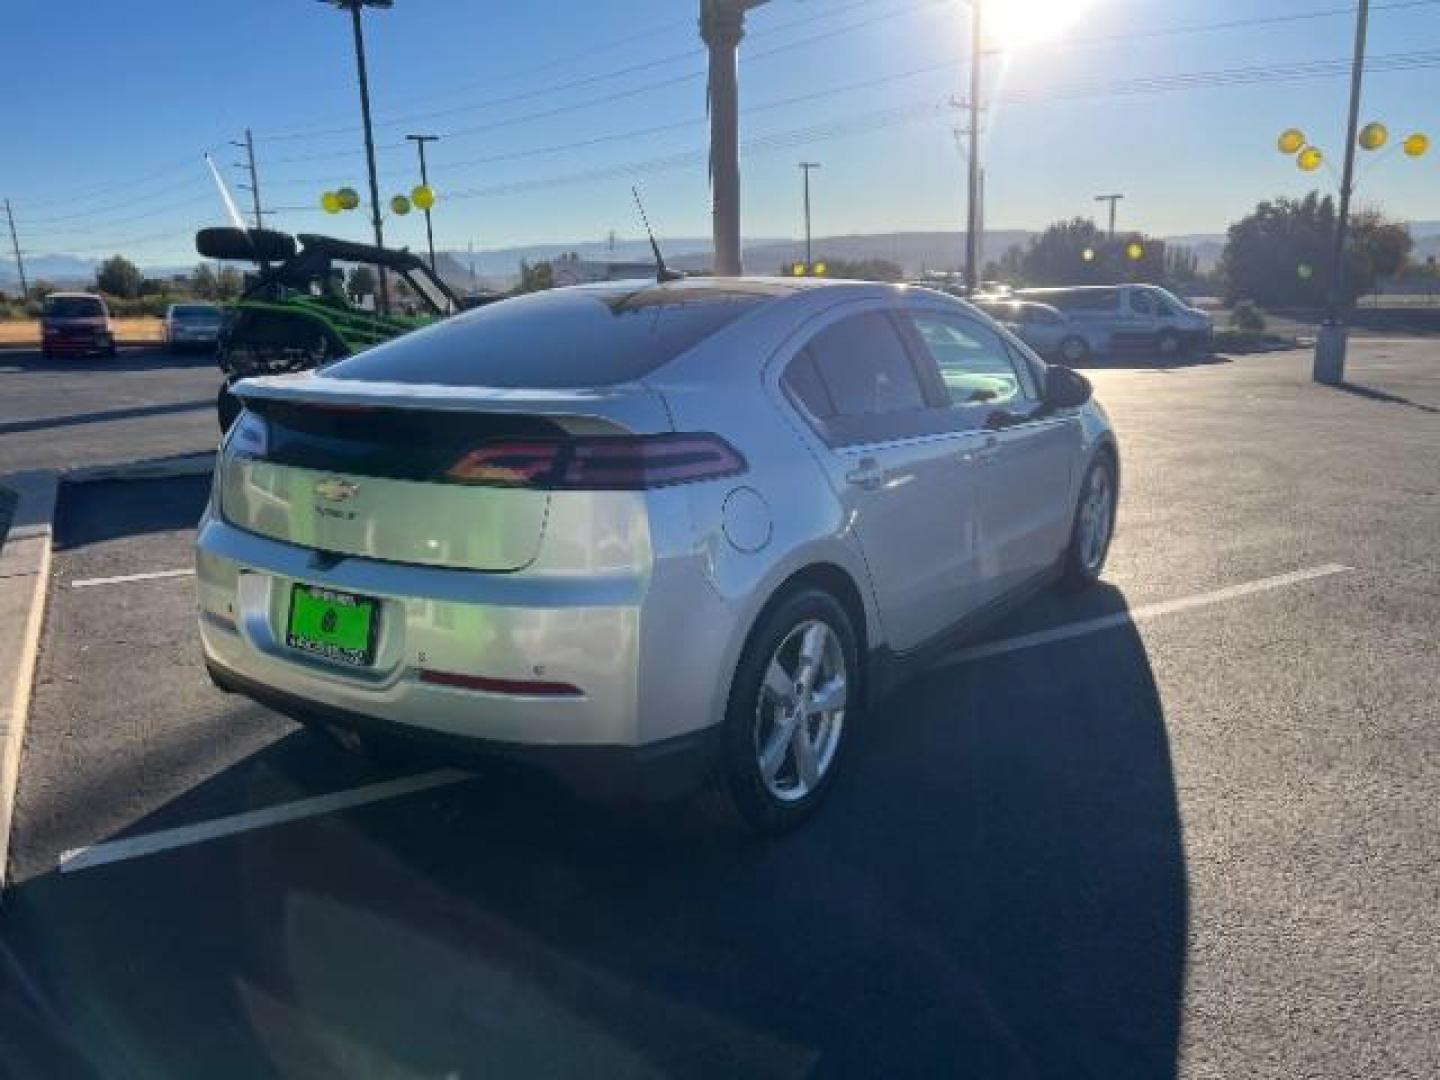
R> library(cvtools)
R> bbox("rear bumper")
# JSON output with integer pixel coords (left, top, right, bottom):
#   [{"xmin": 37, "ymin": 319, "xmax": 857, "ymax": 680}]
[{"xmin": 205, "ymin": 658, "xmax": 719, "ymax": 800}]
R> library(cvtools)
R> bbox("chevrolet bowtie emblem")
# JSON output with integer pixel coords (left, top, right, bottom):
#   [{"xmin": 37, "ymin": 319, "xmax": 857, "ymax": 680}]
[{"xmin": 314, "ymin": 478, "xmax": 359, "ymax": 503}]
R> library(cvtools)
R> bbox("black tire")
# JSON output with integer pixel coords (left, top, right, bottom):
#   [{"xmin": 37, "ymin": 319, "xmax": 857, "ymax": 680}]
[
  {"xmin": 217, "ymin": 382, "xmax": 242, "ymax": 433},
  {"xmin": 711, "ymin": 587, "xmax": 860, "ymax": 835},
  {"xmin": 1062, "ymin": 452, "xmax": 1118, "ymax": 588},
  {"xmin": 1059, "ymin": 335, "xmax": 1090, "ymax": 365},
  {"xmin": 1156, "ymin": 330, "xmax": 1182, "ymax": 361}
]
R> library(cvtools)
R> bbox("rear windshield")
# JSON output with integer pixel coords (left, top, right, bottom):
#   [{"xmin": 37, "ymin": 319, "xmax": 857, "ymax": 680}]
[
  {"xmin": 323, "ymin": 285, "xmax": 773, "ymax": 389},
  {"xmin": 173, "ymin": 305, "xmax": 221, "ymax": 320},
  {"xmin": 43, "ymin": 296, "xmax": 105, "ymax": 318}
]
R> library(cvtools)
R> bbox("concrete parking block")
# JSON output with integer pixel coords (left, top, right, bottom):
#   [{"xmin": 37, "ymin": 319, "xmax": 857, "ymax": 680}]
[{"xmin": 0, "ymin": 470, "xmax": 57, "ymax": 892}]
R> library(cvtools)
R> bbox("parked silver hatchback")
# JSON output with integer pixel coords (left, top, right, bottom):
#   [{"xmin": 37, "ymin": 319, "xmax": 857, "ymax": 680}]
[{"xmin": 197, "ymin": 279, "xmax": 1119, "ymax": 831}]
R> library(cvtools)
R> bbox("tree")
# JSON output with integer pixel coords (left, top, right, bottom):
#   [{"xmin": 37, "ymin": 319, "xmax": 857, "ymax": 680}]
[
  {"xmin": 26, "ymin": 279, "xmax": 57, "ymax": 302},
  {"xmin": 515, "ymin": 258, "xmax": 555, "ymax": 293},
  {"xmin": 346, "ymin": 265, "xmax": 377, "ymax": 302},
  {"xmin": 96, "ymin": 255, "xmax": 144, "ymax": 299},
  {"xmin": 816, "ymin": 257, "xmax": 903, "ymax": 282},
  {"xmin": 215, "ymin": 266, "xmax": 243, "ymax": 301},
  {"xmin": 1219, "ymin": 192, "xmax": 1412, "ymax": 307},
  {"xmin": 191, "ymin": 263, "xmax": 218, "ymax": 300},
  {"xmin": 1164, "ymin": 245, "xmax": 1201, "ymax": 290}
]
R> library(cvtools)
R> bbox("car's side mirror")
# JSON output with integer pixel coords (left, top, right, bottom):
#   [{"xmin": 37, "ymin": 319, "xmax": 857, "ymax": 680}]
[{"xmin": 1043, "ymin": 364, "xmax": 1092, "ymax": 409}]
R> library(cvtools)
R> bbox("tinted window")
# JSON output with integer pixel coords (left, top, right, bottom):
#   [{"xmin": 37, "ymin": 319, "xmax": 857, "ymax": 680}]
[
  {"xmin": 782, "ymin": 348, "xmax": 837, "ymax": 419},
  {"xmin": 173, "ymin": 305, "xmax": 222, "ymax": 321},
  {"xmin": 804, "ymin": 312, "xmax": 925, "ymax": 417},
  {"xmin": 1129, "ymin": 290, "xmax": 1155, "ymax": 316},
  {"xmin": 326, "ymin": 285, "xmax": 772, "ymax": 389},
  {"xmin": 43, "ymin": 296, "xmax": 105, "ymax": 318},
  {"xmin": 909, "ymin": 312, "xmax": 1029, "ymax": 407}
]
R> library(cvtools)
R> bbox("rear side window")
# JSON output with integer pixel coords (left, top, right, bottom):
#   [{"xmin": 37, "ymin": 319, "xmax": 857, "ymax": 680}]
[
  {"xmin": 800, "ymin": 312, "xmax": 926, "ymax": 417},
  {"xmin": 1046, "ymin": 289, "xmax": 1118, "ymax": 313},
  {"xmin": 325, "ymin": 286, "xmax": 771, "ymax": 389}
]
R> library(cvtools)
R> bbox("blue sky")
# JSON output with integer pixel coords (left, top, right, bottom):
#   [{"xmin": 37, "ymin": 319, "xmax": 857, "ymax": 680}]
[{"xmin": 2, "ymin": 0, "xmax": 1437, "ymax": 265}]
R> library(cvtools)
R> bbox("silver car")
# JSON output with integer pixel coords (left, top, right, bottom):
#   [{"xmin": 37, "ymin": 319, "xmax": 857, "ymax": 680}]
[
  {"xmin": 973, "ymin": 299, "xmax": 1099, "ymax": 364},
  {"xmin": 164, "ymin": 302, "xmax": 224, "ymax": 352},
  {"xmin": 1016, "ymin": 284, "xmax": 1213, "ymax": 362},
  {"xmin": 197, "ymin": 279, "xmax": 1118, "ymax": 831}
]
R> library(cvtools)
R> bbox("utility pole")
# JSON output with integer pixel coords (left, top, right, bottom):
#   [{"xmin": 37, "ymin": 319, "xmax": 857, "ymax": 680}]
[
  {"xmin": 325, "ymin": 0, "xmax": 391, "ymax": 313},
  {"xmin": 965, "ymin": 1, "xmax": 982, "ymax": 294},
  {"xmin": 700, "ymin": 0, "xmax": 770, "ymax": 276},
  {"xmin": 1095, "ymin": 193, "xmax": 1124, "ymax": 240},
  {"xmin": 1315, "ymin": 0, "xmax": 1370, "ymax": 384},
  {"xmin": 799, "ymin": 162, "xmax": 820, "ymax": 267},
  {"xmin": 467, "ymin": 240, "xmax": 477, "ymax": 292},
  {"xmin": 4, "ymin": 199, "xmax": 27, "ymax": 299},
  {"xmin": 231, "ymin": 129, "xmax": 265, "ymax": 231},
  {"xmin": 405, "ymin": 133, "xmax": 439, "ymax": 273}
]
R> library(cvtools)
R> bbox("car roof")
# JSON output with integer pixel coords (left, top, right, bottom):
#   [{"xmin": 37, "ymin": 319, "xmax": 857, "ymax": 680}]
[{"xmin": 47, "ymin": 291, "xmax": 103, "ymax": 299}]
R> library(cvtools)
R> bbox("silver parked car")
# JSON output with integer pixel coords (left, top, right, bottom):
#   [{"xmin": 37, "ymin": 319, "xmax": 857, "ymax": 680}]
[
  {"xmin": 1016, "ymin": 284, "xmax": 1213, "ymax": 362},
  {"xmin": 973, "ymin": 299, "xmax": 1099, "ymax": 364},
  {"xmin": 197, "ymin": 279, "xmax": 1119, "ymax": 831},
  {"xmin": 163, "ymin": 302, "xmax": 224, "ymax": 352}
]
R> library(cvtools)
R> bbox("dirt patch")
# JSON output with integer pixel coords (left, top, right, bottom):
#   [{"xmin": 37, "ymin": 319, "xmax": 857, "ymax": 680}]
[{"xmin": 0, "ymin": 318, "xmax": 164, "ymax": 346}]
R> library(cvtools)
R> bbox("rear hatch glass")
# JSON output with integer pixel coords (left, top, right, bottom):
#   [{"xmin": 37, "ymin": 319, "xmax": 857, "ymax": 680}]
[
  {"xmin": 322, "ymin": 284, "xmax": 773, "ymax": 389},
  {"xmin": 43, "ymin": 297, "xmax": 106, "ymax": 319}
]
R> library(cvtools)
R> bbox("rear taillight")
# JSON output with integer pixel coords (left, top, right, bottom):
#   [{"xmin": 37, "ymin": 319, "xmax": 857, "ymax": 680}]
[{"xmin": 445, "ymin": 434, "xmax": 745, "ymax": 490}]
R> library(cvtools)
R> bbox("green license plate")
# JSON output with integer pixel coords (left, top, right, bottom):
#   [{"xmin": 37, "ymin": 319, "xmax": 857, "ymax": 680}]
[{"xmin": 286, "ymin": 584, "xmax": 379, "ymax": 667}]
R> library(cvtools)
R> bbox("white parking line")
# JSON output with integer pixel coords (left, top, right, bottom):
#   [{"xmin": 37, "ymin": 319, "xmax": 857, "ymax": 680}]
[
  {"xmin": 59, "ymin": 768, "xmax": 472, "ymax": 874},
  {"xmin": 53, "ymin": 562, "xmax": 1353, "ymax": 875},
  {"xmin": 941, "ymin": 563, "xmax": 1353, "ymax": 667},
  {"xmin": 70, "ymin": 568, "xmax": 194, "ymax": 589}
]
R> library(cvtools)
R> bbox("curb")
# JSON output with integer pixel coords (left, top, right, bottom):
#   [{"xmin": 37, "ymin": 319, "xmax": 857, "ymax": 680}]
[{"xmin": 0, "ymin": 470, "xmax": 58, "ymax": 893}]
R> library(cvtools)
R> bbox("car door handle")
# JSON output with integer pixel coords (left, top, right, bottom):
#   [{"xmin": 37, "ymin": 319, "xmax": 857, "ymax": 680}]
[{"xmin": 845, "ymin": 458, "xmax": 885, "ymax": 489}]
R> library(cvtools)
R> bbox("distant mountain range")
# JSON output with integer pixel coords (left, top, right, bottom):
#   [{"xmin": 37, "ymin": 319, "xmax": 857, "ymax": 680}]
[{"xmin": 6, "ymin": 221, "xmax": 1438, "ymax": 291}]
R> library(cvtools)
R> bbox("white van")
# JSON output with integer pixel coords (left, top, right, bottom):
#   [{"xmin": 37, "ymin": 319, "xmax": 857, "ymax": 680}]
[{"xmin": 1016, "ymin": 285, "xmax": 1213, "ymax": 362}]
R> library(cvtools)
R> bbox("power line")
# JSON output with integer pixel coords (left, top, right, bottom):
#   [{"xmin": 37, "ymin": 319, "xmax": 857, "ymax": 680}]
[{"xmin": 261, "ymin": 0, "xmax": 942, "ymax": 157}]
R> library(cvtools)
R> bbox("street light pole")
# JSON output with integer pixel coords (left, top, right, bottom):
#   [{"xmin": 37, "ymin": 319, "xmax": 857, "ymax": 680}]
[
  {"xmin": 324, "ymin": 0, "xmax": 392, "ymax": 312},
  {"xmin": 965, "ymin": 0, "xmax": 982, "ymax": 295},
  {"xmin": 406, "ymin": 133, "xmax": 439, "ymax": 273},
  {"xmin": 1315, "ymin": 0, "xmax": 1370, "ymax": 384},
  {"xmin": 799, "ymin": 162, "xmax": 820, "ymax": 267},
  {"xmin": 1095, "ymin": 193, "xmax": 1124, "ymax": 240}
]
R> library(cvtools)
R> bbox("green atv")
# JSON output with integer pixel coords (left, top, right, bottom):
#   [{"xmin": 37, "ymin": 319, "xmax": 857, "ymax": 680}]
[{"xmin": 196, "ymin": 227, "xmax": 478, "ymax": 431}]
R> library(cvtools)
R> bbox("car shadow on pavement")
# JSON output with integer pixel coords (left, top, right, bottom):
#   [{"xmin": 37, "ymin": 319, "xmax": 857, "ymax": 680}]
[
  {"xmin": 2, "ymin": 585, "xmax": 1187, "ymax": 1080},
  {"xmin": 54, "ymin": 474, "xmax": 211, "ymax": 551}
]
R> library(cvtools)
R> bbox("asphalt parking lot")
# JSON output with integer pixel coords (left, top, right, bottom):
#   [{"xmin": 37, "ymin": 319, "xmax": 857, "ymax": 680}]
[
  {"xmin": 0, "ymin": 347, "xmax": 220, "ymax": 475},
  {"xmin": 2, "ymin": 341, "xmax": 1438, "ymax": 1078}
]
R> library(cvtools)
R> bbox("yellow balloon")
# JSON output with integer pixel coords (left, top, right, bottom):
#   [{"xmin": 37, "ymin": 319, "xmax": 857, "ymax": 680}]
[
  {"xmin": 1126, "ymin": 242, "xmax": 1144, "ymax": 261},
  {"xmin": 1277, "ymin": 128, "xmax": 1306, "ymax": 155},
  {"xmin": 411, "ymin": 184, "xmax": 435, "ymax": 211},
  {"xmin": 1358, "ymin": 121, "xmax": 1388, "ymax": 151},
  {"xmin": 321, "ymin": 191, "xmax": 341, "ymax": 214},
  {"xmin": 791, "ymin": 262, "xmax": 807, "ymax": 277},
  {"xmin": 1081, "ymin": 247, "xmax": 1096, "ymax": 262},
  {"xmin": 1297, "ymin": 146, "xmax": 1324, "ymax": 172},
  {"xmin": 390, "ymin": 194, "xmax": 412, "ymax": 216},
  {"xmin": 1403, "ymin": 132, "xmax": 1430, "ymax": 158},
  {"xmin": 336, "ymin": 186, "xmax": 359, "ymax": 211},
  {"xmin": 812, "ymin": 261, "xmax": 828, "ymax": 277}
]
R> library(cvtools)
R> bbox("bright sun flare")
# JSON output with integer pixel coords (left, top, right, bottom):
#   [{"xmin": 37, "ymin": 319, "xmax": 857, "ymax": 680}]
[{"xmin": 986, "ymin": 0, "xmax": 1098, "ymax": 50}]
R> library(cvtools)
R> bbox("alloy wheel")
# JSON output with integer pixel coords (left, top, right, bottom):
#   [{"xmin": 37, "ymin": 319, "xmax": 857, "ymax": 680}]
[{"xmin": 752, "ymin": 619, "xmax": 848, "ymax": 802}]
